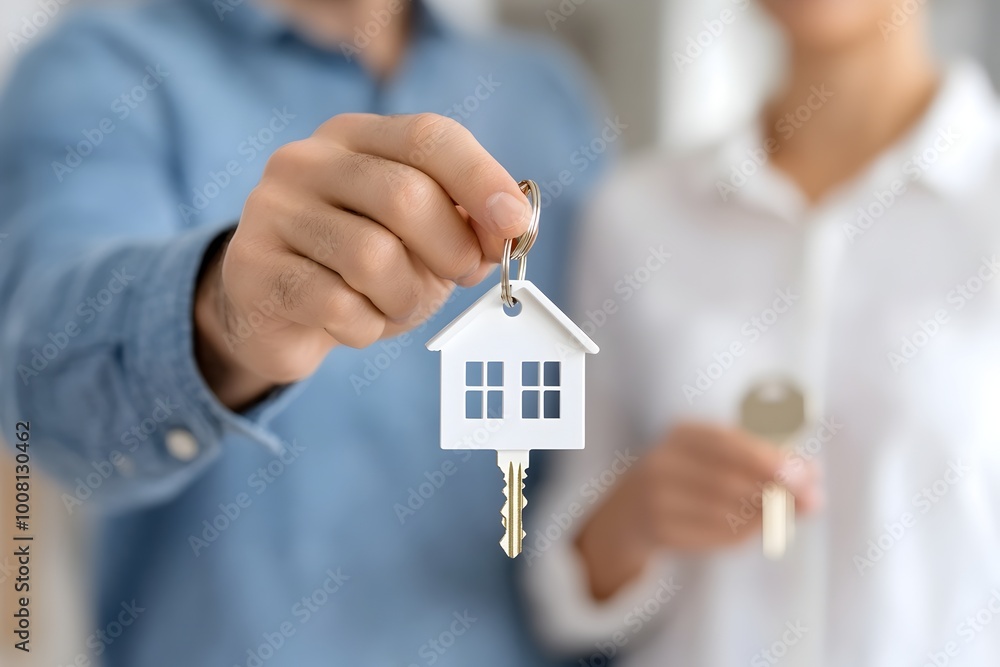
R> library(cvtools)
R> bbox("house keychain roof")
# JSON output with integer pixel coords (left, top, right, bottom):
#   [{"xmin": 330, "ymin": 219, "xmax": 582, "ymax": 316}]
[{"xmin": 426, "ymin": 280, "xmax": 599, "ymax": 355}]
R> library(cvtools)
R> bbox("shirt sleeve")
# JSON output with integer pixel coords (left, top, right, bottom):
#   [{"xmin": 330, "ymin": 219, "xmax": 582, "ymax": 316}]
[
  {"xmin": 521, "ymin": 169, "xmax": 680, "ymax": 654},
  {"xmin": 0, "ymin": 16, "xmax": 300, "ymax": 513}
]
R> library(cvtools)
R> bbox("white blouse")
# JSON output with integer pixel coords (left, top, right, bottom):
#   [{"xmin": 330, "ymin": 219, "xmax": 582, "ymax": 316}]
[{"xmin": 525, "ymin": 61, "xmax": 1000, "ymax": 667}]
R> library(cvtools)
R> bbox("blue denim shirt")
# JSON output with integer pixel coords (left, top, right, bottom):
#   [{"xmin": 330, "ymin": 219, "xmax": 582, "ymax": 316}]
[{"xmin": 0, "ymin": 1, "xmax": 608, "ymax": 664}]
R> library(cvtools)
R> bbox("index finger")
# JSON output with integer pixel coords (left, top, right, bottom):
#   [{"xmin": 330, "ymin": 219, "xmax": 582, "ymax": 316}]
[
  {"xmin": 702, "ymin": 426, "xmax": 821, "ymax": 501},
  {"xmin": 321, "ymin": 113, "xmax": 532, "ymax": 239},
  {"xmin": 680, "ymin": 423, "xmax": 785, "ymax": 482}
]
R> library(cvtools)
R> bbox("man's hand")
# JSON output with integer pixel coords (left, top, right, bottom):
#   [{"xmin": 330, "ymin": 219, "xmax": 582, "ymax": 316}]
[
  {"xmin": 575, "ymin": 423, "xmax": 823, "ymax": 600},
  {"xmin": 195, "ymin": 113, "xmax": 532, "ymax": 409}
]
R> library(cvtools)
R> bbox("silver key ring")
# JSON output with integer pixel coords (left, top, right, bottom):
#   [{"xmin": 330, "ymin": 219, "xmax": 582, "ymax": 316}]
[{"xmin": 500, "ymin": 180, "xmax": 541, "ymax": 307}]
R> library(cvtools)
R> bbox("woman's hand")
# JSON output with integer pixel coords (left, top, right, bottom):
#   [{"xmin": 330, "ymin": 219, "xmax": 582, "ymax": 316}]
[{"xmin": 576, "ymin": 422, "xmax": 823, "ymax": 600}]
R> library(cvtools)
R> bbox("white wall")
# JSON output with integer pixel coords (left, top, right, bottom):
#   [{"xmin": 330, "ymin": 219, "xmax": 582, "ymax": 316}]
[
  {"xmin": 500, "ymin": 0, "xmax": 1000, "ymax": 154},
  {"xmin": 426, "ymin": 0, "xmax": 496, "ymax": 33},
  {"xmin": 4, "ymin": 0, "xmax": 1000, "ymax": 147}
]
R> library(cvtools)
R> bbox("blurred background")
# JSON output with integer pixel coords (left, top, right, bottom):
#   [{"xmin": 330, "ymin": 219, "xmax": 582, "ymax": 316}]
[
  {"xmin": 1, "ymin": 0, "xmax": 999, "ymax": 663},
  {"xmin": 3, "ymin": 0, "xmax": 1000, "ymax": 151}
]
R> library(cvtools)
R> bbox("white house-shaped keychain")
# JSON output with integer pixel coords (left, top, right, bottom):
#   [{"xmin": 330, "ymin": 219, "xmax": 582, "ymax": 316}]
[{"xmin": 426, "ymin": 180, "xmax": 599, "ymax": 557}]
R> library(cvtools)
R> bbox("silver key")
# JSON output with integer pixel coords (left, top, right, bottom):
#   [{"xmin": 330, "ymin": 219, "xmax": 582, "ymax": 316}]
[
  {"xmin": 740, "ymin": 379, "xmax": 807, "ymax": 560},
  {"xmin": 497, "ymin": 450, "xmax": 529, "ymax": 558}
]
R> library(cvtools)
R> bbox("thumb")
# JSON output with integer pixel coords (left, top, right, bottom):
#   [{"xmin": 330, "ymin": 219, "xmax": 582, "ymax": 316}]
[{"xmin": 776, "ymin": 457, "xmax": 824, "ymax": 513}]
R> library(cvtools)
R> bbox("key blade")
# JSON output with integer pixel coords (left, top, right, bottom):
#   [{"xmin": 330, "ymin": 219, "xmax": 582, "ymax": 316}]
[
  {"xmin": 498, "ymin": 451, "xmax": 529, "ymax": 558},
  {"xmin": 762, "ymin": 483, "xmax": 787, "ymax": 560},
  {"xmin": 785, "ymin": 489, "xmax": 795, "ymax": 546}
]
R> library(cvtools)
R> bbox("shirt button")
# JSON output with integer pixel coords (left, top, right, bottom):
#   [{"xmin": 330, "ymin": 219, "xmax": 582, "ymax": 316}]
[{"xmin": 165, "ymin": 429, "xmax": 199, "ymax": 462}]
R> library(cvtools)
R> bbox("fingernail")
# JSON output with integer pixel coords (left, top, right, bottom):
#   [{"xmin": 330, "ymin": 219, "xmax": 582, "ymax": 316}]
[
  {"xmin": 776, "ymin": 461, "xmax": 807, "ymax": 489},
  {"xmin": 775, "ymin": 459, "xmax": 823, "ymax": 512},
  {"xmin": 485, "ymin": 191, "xmax": 530, "ymax": 237},
  {"xmin": 812, "ymin": 487, "xmax": 825, "ymax": 511},
  {"xmin": 801, "ymin": 486, "xmax": 825, "ymax": 514}
]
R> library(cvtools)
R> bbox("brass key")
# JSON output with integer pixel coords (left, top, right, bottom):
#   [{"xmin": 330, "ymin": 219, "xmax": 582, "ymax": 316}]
[
  {"xmin": 497, "ymin": 450, "xmax": 529, "ymax": 558},
  {"xmin": 740, "ymin": 379, "xmax": 807, "ymax": 560}
]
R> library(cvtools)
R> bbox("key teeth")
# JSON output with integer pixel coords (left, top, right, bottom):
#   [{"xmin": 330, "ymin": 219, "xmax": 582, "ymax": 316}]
[{"xmin": 500, "ymin": 460, "xmax": 526, "ymax": 558}]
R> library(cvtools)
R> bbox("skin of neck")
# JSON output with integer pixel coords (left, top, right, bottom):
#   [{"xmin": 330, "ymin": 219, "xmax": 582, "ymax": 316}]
[
  {"xmin": 764, "ymin": 11, "xmax": 942, "ymax": 202},
  {"xmin": 262, "ymin": 0, "xmax": 412, "ymax": 77}
]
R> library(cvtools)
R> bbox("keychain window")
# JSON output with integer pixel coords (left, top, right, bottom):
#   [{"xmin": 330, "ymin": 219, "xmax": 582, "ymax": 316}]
[
  {"xmin": 465, "ymin": 361, "xmax": 503, "ymax": 419},
  {"xmin": 521, "ymin": 361, "xmax": 560, "ymax": 419}
]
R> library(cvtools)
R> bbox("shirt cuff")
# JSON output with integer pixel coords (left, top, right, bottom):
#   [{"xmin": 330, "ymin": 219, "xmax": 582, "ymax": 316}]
[
  {"xmin": 524, "ymin": 532, "xmax": 678, "ymax": 654},
  {"xmin": 123, "ymin": 223, "xmax": 302, "ymax": 460}
]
